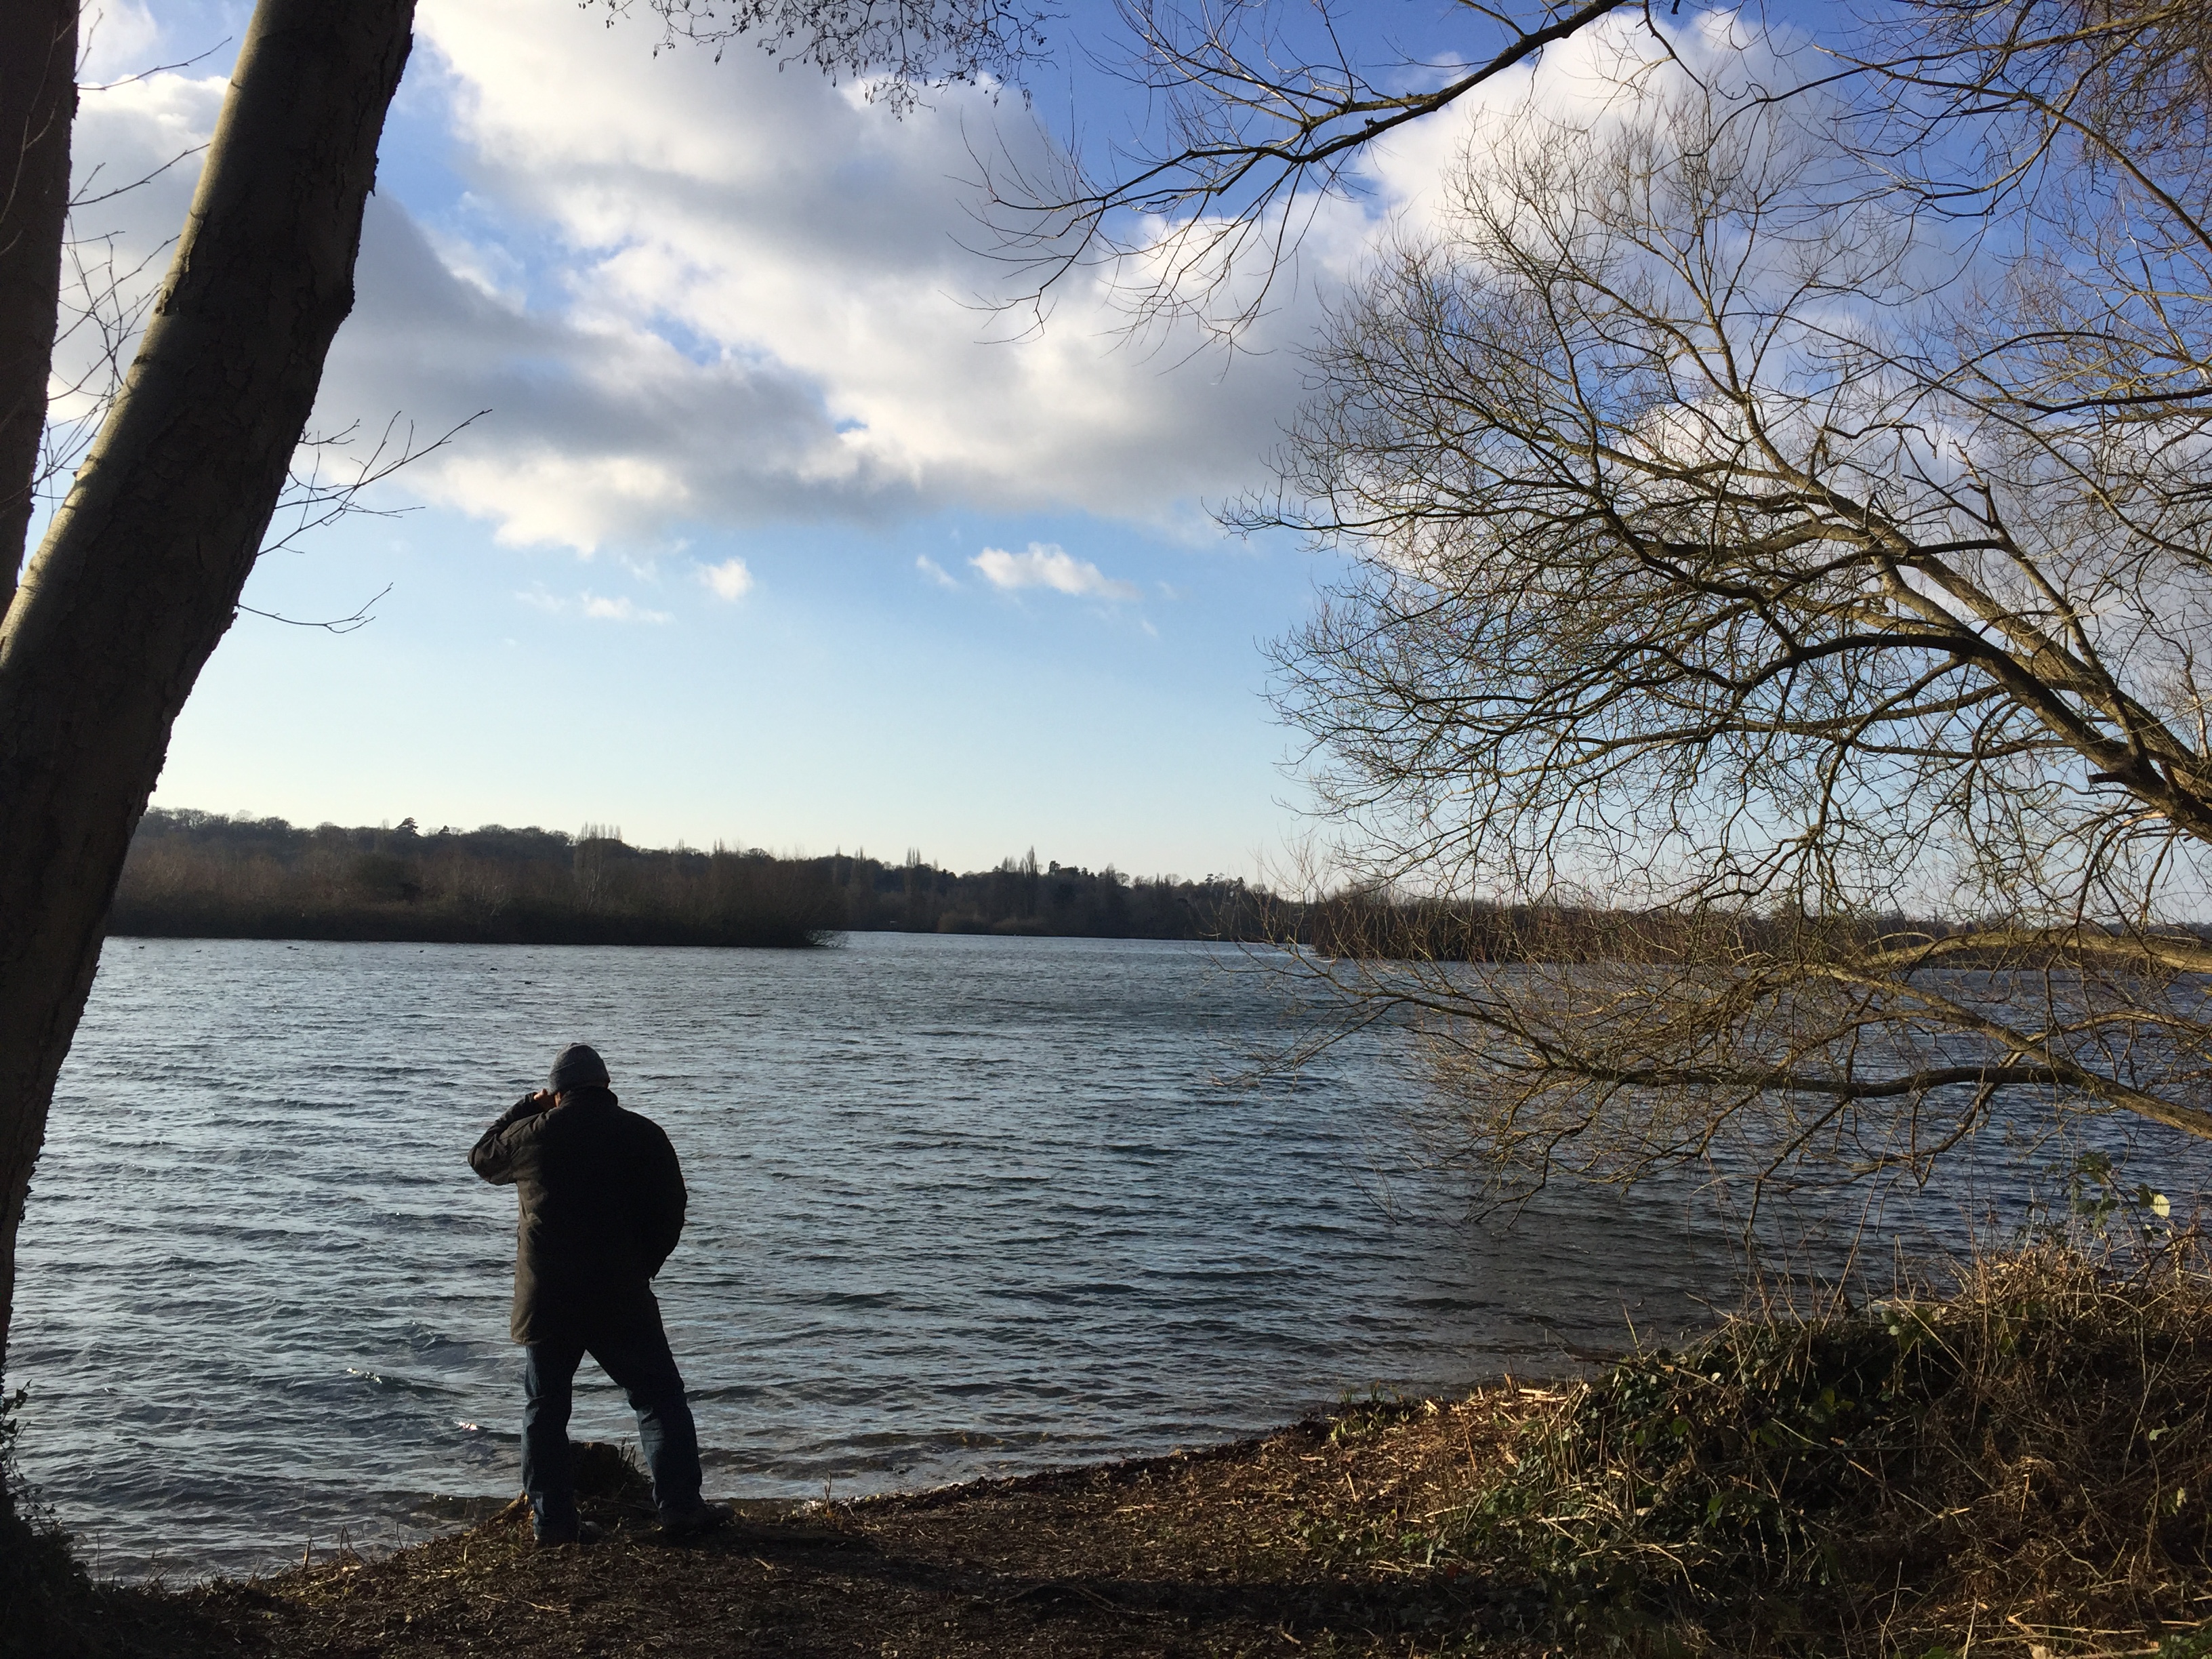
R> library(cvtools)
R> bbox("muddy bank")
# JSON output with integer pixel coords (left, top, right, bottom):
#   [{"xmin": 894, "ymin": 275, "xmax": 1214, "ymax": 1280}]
[{"xmin": 26, "ymin": 1389, "xmax": 1547, "ymax": 1659}]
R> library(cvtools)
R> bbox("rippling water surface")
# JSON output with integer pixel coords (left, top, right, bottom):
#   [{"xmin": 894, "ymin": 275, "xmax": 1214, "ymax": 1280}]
[{"xmin": 15, "ymin": 933, "xmax": 2148, "ymax": 1579}]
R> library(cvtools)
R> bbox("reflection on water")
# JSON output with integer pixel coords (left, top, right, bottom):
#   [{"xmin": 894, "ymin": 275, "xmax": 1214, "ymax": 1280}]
[{"xmin": 13, "ymin": 933, "xmax": 2203, "ymax": 1578}]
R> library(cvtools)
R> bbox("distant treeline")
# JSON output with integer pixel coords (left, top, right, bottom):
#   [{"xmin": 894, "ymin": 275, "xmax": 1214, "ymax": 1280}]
[
  {"xmin": 1271, "ymin": 890, "xmax": 2205, "ymax": 968},
  {"xmin": 108, "ymin": 811, "xmax": 1276, "ymax": 947},
  {"xmin": 110, "ymin": 810, "xmax": 2045, "ymax": 959}
]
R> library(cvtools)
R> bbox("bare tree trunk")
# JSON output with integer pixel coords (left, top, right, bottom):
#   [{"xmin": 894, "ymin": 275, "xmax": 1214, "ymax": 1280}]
[
  {"xmin": 0, "ymin": 0, "xmax": 416, "ymax": 1380},
  {"xmin": 0, "ymin": 0, "xmax": 77, "ymax": 611}
]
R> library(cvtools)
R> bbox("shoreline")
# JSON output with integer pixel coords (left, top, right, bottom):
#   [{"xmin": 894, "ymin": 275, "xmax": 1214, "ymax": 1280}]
[
  {"xmin": 23, "ymin": 1243, "xmax": 2212, "ymax": 1656},
  {"xmin": 18, "ymin": 1387, "xmax": 1552, "ymax": 1658}
]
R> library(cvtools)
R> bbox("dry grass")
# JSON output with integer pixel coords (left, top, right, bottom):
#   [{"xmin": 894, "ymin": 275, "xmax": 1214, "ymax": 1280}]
[{"xmin": 1437, "ymin": 1237, "xmax": 2212, "ymax": 1654}]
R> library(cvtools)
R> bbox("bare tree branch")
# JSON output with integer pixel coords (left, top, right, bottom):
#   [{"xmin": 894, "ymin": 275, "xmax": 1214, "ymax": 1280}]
[
  {"xmin": 1251, "ymin": 7, "xmax": 2212, "ymax": 1198},
  {"xmin": 977, "ymin": 0, "xmax": 1649, "ymax": 340}
]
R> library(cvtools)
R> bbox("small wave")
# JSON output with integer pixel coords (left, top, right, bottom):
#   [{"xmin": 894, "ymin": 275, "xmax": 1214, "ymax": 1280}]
[{"xmin": 343, "ymin": 1368, "xmax": 462, "ymax": 1399}]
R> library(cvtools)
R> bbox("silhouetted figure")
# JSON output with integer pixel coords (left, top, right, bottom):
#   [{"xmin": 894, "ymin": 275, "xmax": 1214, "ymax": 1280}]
[{"xmin": 470, "ymin": 1042, "xmax": 727, "ymax": 1544}]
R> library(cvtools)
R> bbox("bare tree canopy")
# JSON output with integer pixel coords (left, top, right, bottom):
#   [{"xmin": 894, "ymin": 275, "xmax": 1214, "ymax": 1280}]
[
  {"xmin": 598, "ymin": 0, "xmax": 1055, "ymax": 104},
  {"xmin": 984, "ymin": 0, "xmax": 1650, "ymax": 336},
  {"xmin": 1252, "ymin": 1, "xmax": 2212, "ymax": 1200}
]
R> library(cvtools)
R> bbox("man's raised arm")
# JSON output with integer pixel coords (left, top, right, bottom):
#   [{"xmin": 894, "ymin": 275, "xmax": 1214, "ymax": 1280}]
[{"xmin": 470, "ymin": 1090, "xmax": 552, "ymax": 1185}]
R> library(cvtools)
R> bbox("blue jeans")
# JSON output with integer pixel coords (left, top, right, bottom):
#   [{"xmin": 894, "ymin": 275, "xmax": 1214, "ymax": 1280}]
[{"xmin": 521, "ymin": 1326, "xmax": 702, "ymax": 1535}]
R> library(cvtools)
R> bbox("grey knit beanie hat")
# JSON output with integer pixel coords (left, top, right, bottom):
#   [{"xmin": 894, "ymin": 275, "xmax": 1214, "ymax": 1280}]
[{"xmin": 548, "ymin": 1042, "xmax": 611, "ymax": 1092}]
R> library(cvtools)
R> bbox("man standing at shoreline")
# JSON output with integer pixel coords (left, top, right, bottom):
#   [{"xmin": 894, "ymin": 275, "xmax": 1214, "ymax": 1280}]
[{"xmin": 469, "ymin": 1042, "xmax": 727, "ymax": 1545}]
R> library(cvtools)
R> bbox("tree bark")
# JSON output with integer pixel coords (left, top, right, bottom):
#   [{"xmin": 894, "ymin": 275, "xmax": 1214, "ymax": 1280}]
[
  {"xmin": 0, "ymin": 0, "xmax": 77, "ymax": 613},
  {"xmin": 0, "ymin": 0, "xmax": 416, "ymax": 1380}
]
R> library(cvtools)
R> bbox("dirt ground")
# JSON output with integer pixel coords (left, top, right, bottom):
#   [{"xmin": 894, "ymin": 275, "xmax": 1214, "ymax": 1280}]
[{"xmin": 79, "ymin": 1389, "xmax": 1560, "ymax": 1659}]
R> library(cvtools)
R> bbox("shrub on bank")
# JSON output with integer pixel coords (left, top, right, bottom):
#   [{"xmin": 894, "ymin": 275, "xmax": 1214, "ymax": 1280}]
[
  {"xmin": 1439, "ymin": 1239, "xmax": 2212, "ymax": 1652},
  {"xmin": 0, "ymin": 1389, "xmax": 90, "ymax": 1659}
]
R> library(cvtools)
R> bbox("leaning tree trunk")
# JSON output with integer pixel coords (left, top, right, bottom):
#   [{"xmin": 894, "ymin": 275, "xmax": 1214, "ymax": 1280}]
[
  {"xmin": 0, "ymin": 0, "xmax": 417, "ymax": 1380},
  {"xmin": 0, "ymin": 0, "xmax": 77, "ymax": 611}
]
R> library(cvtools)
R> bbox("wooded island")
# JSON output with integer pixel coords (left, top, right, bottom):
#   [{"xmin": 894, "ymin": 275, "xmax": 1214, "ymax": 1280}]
[{"xmin": 109, "ymin": 809, "xmax": 1273, "ymax": 947}]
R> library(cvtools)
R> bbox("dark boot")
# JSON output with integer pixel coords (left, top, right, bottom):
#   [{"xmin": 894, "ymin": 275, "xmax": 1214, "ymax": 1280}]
[{"xmin": 657, "ymin": 1500, "xmax": 729, "ymax": 1538}]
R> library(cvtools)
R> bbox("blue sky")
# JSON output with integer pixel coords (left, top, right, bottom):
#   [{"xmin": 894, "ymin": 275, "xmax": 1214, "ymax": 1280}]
[{"xmin": 59, "ymin": 1, "xmax": 1726, "ymax": 876}]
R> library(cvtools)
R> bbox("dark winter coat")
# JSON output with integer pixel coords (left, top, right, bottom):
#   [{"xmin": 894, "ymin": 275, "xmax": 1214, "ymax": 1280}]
[{"xmin": 468, "ymin": 1087, "xmax": 687, "ymax": 1346}]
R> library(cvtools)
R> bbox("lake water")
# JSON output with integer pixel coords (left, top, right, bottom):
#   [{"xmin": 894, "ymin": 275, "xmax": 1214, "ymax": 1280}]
[{"xmin": 9, "ymin": 933, "xmax": 2192, "ymax": 1580}]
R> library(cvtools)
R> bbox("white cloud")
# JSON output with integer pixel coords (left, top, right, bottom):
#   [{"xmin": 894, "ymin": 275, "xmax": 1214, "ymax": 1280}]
[
  {"xmin": 57, "ymin": 1, "xmax": 1725, "ymax": 558},
  {"xmin": 309, "ymin": 0, "xmax": 1321, "ymax": 546},
  {"xmin": 79, "ymin": 3, "xmax": 166, "ymax": 87},
  {"xmin": 970, "ymin": 543, "xmax": 1141, "ymax": 601},
  {"xmin": 47, "ymin": 71, "xmax": 225, "ymax": 436},
  {"xmin": 518, "ymin": 587, "xmax": 671, "ymax": 622},
  {"xmin": 915, "ymin": 554, "xmax": 957, "ymax": 588},
  {"xmin": 699, "ymin": 556, "xmax": 754, "ymax": 600},
  {"xmin": 579, "ymin": 592, "xmax": 670, "ymax": 623}
]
